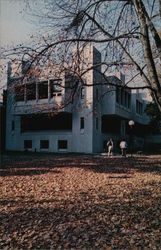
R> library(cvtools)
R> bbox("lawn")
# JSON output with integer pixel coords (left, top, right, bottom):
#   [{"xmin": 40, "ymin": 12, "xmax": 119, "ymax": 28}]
[{"xmin": 0, "ymin": 154, "xmax": 161, "ymax": 249}]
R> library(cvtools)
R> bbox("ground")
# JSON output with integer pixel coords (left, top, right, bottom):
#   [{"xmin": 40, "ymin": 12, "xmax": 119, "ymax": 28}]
[{"xmin": 0, "ymin": 153, "xmax": 161, "ymax": 249}]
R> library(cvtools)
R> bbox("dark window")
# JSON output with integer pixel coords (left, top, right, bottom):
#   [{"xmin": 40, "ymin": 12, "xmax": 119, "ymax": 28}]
[
  {"xmin": 15, "ymin": 84, "xmax": 24, "ymax": 102},
  {"xmin": 136, "ymin": 100, "xmax": 143, "ymax": 115},
  {"xmin": 12, "ymin": 121, "xmax": 15, "ymax": 131},
  {"xmin": 80, "ymin": 117, "xmax": 84, "ymax": 129},
  {"xmin": 120, "ymin": 89, "xmax": 123, "ymax": 105},
  {"xmin": 58, "ymin": 140, "xmax": 67, "ymax": 149},
  {"xmin": 101, "ymin": 116, "xmax": 121, "ymax": 133},
  {"xmin": 116, "ymin": 86, "xmax": 120, "ymax": 104},
  {"xmin": 21, "ymin": 113, "xmax": 72, "ymax": 132},
  {"xmin": 40, "ymin": 140, "xmax": 49, "ymax": 149},
  {"xmin": 81, "ymin": 87, "xmax": 85, "ymax": 99},
  {"xmin": 127, "ymin": 93, "xmax": 131, "ymax": 109},
  {"xmin": 96, "ymin": 117, "xmax": 98, "ymax": 129},
  {"xmin": 50, "ymin": 79, "xmax": 62, "ymax": 98},
  {"xmin": 38, "ymin": 81, "xmax": 48, "ymax": 99},
  {"xmin": 26, "ymin": 83, "xmax": 36, "ymax": 100},
  {"xmin": 24, "ymin": 140, "xmax": 32, "ymax": 149},
  {"xmin": 96, "ymin": 89, "xmax": 99, "ymax": 101},
  {"xmin": 122, "ymin": 90, "xmax": 125, "ymax": 106},
  {"xmin": 125, "ymin": 92, "xmax": 127, "ymax": 108}
]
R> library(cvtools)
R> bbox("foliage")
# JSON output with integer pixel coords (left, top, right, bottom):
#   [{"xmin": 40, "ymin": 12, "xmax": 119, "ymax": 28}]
[
  {"xmin": 1, "ymin": 0, "xmax": 161, "ymax": 111},
  {"xmin": 145, "ymin": 102, "xmax": 161, "ymax": 133},
  {"xmin": 0, "ymin": 154, "xmax": 161, "ymax": 249}
]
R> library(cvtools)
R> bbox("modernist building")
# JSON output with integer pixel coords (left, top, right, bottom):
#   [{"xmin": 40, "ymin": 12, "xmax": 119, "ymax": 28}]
[
  {"xmin": 6, "ymin": 46, "xmax": 149, "ymax": 153},
  {"xmin": 0, "ymin": 91, "xmax": 6, "ymax": 153}
]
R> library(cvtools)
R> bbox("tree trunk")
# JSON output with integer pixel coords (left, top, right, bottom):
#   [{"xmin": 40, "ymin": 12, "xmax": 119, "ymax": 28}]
[{"xmin": 133, "ymin": 0, "xmax": 161, "ymax": 112}]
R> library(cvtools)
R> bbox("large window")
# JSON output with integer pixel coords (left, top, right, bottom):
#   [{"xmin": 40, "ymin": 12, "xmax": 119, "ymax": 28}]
[
  {"xmin": 50, "ymin": 79, "xmax": 62, "ymax": 97},
  {"xmin": 15, "ymin": 84, "xmax": 24, "ymax": 102},
  {"xmin": 38, "ymin": 81, "xmax": 48, "ymax": 99},
  {"xmin": 26, "ymin": 83, "xmax": 36, "ymax": 101},
  {"xmin": 21, "ymin": 113, "xmax": 72, "ymax": 132},
  {"xmin": 58, "ymin": 140, "xmax": 67, "ymax": 150},
  {"xmin": 116, "ymin": 87, "xmax": 131, "ymax": 109}
]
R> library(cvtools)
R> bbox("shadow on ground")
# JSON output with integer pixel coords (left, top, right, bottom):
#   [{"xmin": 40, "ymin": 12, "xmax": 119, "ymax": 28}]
[{"xmin": 0, "ymin": 154, "xmax": 161, "ymax": 176}]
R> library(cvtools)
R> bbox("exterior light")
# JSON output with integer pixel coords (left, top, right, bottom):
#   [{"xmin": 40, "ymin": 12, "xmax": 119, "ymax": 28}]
[{"xmin": 128, "ymin": 120, "xmax": 135, "ymax": 127}]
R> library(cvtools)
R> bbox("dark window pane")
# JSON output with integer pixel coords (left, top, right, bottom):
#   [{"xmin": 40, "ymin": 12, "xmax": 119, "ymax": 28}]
[
  {"xmin": 12, "ymin": 121, "xmax": 15, "ymax": 131},
  {"xmin": 58, "ymin": 140, "xmax": 67, "ymax": 149},
  {"xmin": 96, "ymin": 117, "xmax": 98, "ymax": 129},
  {"xmin": 15, "ymin": 84, "xmax": 24, "ymax": 101},
  {"xmin": 26, "ymin": 83, "xmax": 36, "ymax": 100},
  {"xmin": 80, "ymin": 117, "xmax": 84, "ymax": 129},
  {"xmin": 38, "ymin": 81, "xmax": 48, "ymax": 99},
  {"xmin": 116, "ymin": 86, "xmax": 119, "ymax": 103},
  {"xmin": 24, "ymin": 140, "xmax": 32, "ymax": 149},
  {"xmin": 128, "ymin": 93, "xmax": 131, "ymax": 109},
  {"xmin": 40, "ymin": 140, "xmax": 49, "ymax": 149},
  {"xmin": 21, "ymin": 113, "xmax": 72, "ymax": 132},
  {"xmin": 120, "ymin": 89, "xmax": 123, "ymax": 105},
  {"xmin": 96, "ymin": 89, "xmax": 99, "ymax": 101},
  {"xmin": 101, "ymin": 116, "xmax": 121, "ymax": 133}
]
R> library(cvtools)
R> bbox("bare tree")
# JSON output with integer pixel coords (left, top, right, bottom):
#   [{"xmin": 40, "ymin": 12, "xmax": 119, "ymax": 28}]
[{"xmin": 2, "ymin": 0, "xmax": 161, "ymax": 111}]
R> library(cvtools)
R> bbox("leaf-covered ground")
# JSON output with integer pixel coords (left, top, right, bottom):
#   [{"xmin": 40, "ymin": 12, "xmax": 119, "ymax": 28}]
[{"xmin": 0, "ymin": 154, "xmax": 161, "ymax": 249}]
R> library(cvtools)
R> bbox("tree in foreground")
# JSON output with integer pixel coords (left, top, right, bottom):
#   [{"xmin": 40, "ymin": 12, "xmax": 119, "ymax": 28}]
[{"xmin": 2, "ymin": 0, "xmax": 161, "ymax": 111}]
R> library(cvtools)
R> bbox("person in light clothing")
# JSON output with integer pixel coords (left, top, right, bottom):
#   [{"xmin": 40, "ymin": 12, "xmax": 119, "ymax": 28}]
[
  {"xmin": 120, "ymin": 139, "xmax": 128, "ymax": 157},
  {"xmin": 107, "ymin": 138, "xmax": 114, "ymax": 157}
]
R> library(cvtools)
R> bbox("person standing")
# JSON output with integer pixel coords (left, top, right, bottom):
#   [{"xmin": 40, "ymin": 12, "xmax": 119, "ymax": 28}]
[
  {"xmin": 107, "ymin": 138, "xmax": 114, "ymax": 157},
  {"xmin": 120, "ymin": 139, "xmax": 128, "ymax": 157}
]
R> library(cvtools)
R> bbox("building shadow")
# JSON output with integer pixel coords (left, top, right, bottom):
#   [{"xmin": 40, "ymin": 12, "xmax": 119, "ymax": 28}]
[{"xmin": 1, "ymin": 153, "xmax": 161, "ymax": 176}]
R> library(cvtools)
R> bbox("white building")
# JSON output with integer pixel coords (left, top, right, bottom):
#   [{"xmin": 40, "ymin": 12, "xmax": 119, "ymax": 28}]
[{"xmin": 6, "ymin": 46, "xmax": 149, "ymax": 153}]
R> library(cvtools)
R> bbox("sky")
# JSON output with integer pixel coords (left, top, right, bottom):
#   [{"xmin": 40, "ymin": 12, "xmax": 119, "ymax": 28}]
[
  {"xmin": 0, "ymin": 0, "xmax": 38, "ymax": 100},
  {"xmin": 0, "ymin": 0, "xmax": 36, "ymax": 47}
]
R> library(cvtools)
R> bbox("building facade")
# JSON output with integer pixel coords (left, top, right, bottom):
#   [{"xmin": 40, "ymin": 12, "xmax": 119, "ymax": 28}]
[
  {"xmin": 6, "ymin": 46, "xmax": 149, "ymax": 153},
  {"xmin": 0, "ymin": 91, "xmax": 6, "ymax": 153}
]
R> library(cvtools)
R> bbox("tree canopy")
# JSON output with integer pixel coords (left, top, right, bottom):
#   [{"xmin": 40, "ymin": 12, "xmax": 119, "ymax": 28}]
[{"xmin": 2, "ymin": 0, "xmax": 161, "ymax": 111}]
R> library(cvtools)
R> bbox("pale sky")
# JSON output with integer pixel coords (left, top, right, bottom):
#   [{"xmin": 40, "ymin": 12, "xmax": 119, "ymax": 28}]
[
  {"xmin": 0, "ymin": 0, "xmax": 36, "ymax": 47},
  {"xmin": 0, "ymin": 0, "xmax": 38, "ymax": 100}
]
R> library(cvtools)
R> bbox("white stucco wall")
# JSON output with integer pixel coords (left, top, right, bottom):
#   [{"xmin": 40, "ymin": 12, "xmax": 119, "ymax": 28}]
[{"xmin": 6, "ymin": 46, "xmax": 151, "ymax": 153}]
